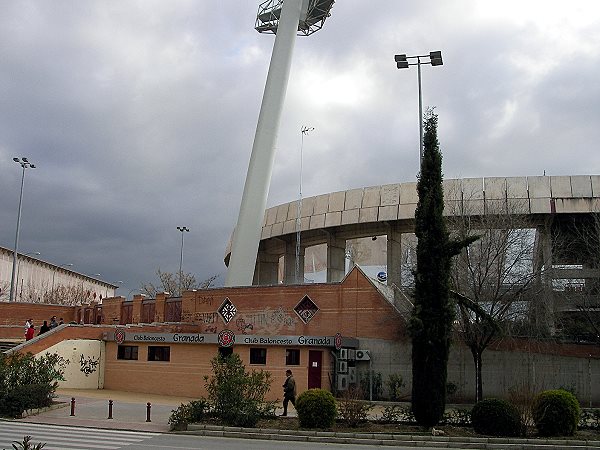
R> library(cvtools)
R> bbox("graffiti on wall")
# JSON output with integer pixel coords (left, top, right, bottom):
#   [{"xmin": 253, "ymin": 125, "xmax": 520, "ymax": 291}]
[
  {"xmin": 235, "ymin": 318, "xmax": 253, "ymax": 333},
  {"xmin": 195, "ymin": 312, "xmax": 217, "ymax": 324},
  {"xmin": 204, "ymin": 325, "xmax": 217, "ymax": 334},
  {"xmin": 242, "ymin": 306, "xmax": 296, "ymax": 333},
  {"xmin": 79, "ymin": 354, "xmax": 99, "ymax": 377}
]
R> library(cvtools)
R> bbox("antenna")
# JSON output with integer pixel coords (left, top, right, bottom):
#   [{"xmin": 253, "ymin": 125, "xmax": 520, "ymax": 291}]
[{"xmin": 296, "ymin": 126, "xmax": 314, "ymax": 283}]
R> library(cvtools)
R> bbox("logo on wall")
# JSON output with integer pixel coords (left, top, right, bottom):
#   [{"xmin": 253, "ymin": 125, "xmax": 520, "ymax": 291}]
[
  {"xmin": 218, "ymin": 297, "xmax": 238, "ymax": 324},
  {"xmin": 218, "ymin": 329, "xmax": 235, "ymax": 348},
  {"xmin": 334, "ymin": 332, "xmax": 343, "ymax": 350},
  {"xmin": 114, "ymin": 328, "xmax": 126, "ymax": 345}
]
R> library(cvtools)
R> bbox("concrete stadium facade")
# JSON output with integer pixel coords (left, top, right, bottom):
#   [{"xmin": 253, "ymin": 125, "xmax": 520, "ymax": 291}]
[{"xmin": 226, "ymin": 174, "xmax": 600, "ymax": 326}]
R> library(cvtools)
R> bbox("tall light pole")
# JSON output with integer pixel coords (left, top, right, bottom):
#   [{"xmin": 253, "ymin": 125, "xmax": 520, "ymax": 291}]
[
  {"xmin": 9, "ymin": 157, "xmax": 36, "ymax": 302},
  {"xmin": 16, "ymin": 251, "xmax": 40, "ymax": 299},
  {"xmin": 225, "ymin": 0, "xmax": 335, "ymax": 287},
  {"xmin": 177, "ymin": 226, "xmax": 190, "ymax": 296},
  {"xmin": 394, "ymin": 51, "xmax": 443, "ymax": 165},
  {"xmin": 52, "ymin": 263, "xmax": 74, "ymax": 293}
]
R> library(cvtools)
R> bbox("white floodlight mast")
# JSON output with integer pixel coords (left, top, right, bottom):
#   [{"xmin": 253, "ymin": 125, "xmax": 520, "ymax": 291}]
[{"xmin": 225, "ymin": 0, "xmax": 308, "ymax": 287}]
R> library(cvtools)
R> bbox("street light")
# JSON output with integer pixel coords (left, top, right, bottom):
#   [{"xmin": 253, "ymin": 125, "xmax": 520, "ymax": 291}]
[
  {"xmin": 394, "ymin": 51, "xmax": 443, "ymax": 165},
  {"xmin": 16, "ymin": 251, "xmax": 40, "ymax": 299},
  {"xmin": 105, "ymin": 281, "xmax": 123, "ymax": 299},
  {"xmin": 177, "ymin": 226, "xmax": 190, "ymax": 296},
  {"xmin": 52, "ymin": 263, "xmax": 74, "ymax": 293},
  {"xmin": 9, "ymin": 157, "xmax": 36, "ymax": 302}
]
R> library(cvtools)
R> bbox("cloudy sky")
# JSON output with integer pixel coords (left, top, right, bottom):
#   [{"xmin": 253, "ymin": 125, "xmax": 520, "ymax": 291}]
[{"xmin": 1, "ymin": 0, "xmax": 599, "ymax": 297}]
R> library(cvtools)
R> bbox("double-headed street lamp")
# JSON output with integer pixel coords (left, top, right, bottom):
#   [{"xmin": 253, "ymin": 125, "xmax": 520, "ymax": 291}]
[
  {"xmin": 9, "ymin": 157, "xmax": 36, "ymax": 302},
  {"xmin": 177, "ymin": 226, "xmax": 190, "ymax": 296},
  {"xmin": 394, "ymin": 51, "xmax": 443, "ymax": 165}
]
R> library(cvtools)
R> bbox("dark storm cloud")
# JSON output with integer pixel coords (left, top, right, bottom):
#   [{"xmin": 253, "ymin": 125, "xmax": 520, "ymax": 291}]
[{"xmin": 1, "ymin": 1, "xmax": 599, "ymax": 295}]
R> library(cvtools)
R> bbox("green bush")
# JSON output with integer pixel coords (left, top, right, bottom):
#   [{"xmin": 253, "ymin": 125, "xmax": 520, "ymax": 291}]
[
  {"xmin": 386, "ymin": 374, "xmax": 405, "ymax": 401},
  {"xmin": 471, "ymin": 398, "xmax": 524, "ymax": 437},
  {"xmin": 533, "ymin": 389, "xmax": 581, "ymax": 436},
  {"xmin": 204, "ymin": 353, "xmax": 273, "ymax": 428},
  {"xmin": 168, "ymin": 399, "xmax": 210, "ymax": 430},
  {"xmin": 296, "ymin": 389, "xmax": 337, "ymax": 429},
  {"xmin": 0, "ymin": 353, "xmax": 65, "ymax": 418}
]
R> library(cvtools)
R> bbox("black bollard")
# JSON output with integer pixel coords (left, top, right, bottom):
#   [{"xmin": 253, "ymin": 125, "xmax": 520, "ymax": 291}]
[
  {"xmin": 70, "ymin": 397, "xmax": 76, "ymax": 416},
  {"xmin": 108, "ymin": 399, "xmax": 113, "ymax": 419},
  {"xmin": 146, "ymin": 402, "xmax": 151, "ymax": 422}
]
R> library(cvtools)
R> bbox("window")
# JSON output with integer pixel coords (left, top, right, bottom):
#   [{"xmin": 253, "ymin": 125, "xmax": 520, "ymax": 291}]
[
  {"xmin": 218, "ymin": 347, "xmax": 233, "ymax": 358},
  {"xmin": 286, "ymin": 349, "xmax": 300, "ymax": 366},
  {"xmin": 250, "ymin": 348, "xmax": 267, "ymax": 365},
  {"xmin": 148, "ymin": 346, "xmax": 170, "ymax": 362},
  {"xmin": 117, "ymin": 345, "xmax": 138, "ymax": 360}
]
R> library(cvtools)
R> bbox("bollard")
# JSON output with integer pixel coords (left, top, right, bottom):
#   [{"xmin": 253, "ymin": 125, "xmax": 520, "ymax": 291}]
[
  {"xmin": 70, "ymin": 397, "xmax": 76, "ymax": 416},
  {"xmin": 108, "ymin": 399, "xmax": 113, "ymax": 419},
  {"xmin": 146, "ymin": 402, "xmax": 151, "ymax": 422}
]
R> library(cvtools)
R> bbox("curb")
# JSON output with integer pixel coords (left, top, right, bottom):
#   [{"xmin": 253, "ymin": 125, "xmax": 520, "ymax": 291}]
[{"xmin": 178, "ymin": 424, "xmax": 600, "ymax": 449}]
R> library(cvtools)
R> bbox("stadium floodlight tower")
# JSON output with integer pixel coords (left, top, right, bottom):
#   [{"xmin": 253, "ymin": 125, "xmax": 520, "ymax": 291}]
[{"xmin": 225, "ymin": 0, "xmax": 335, "ymax": 287}]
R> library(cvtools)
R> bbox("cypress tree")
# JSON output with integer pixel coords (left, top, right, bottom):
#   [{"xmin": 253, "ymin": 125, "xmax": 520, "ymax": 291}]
[{"xmin": 410, "ymin": 111, "xmax": 472, "ymax": 427}]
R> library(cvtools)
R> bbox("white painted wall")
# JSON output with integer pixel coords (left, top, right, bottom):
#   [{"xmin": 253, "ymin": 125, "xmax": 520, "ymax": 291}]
[{"xmin": 39, "ymin": 339, "xmax": 105, "ymax": 389}]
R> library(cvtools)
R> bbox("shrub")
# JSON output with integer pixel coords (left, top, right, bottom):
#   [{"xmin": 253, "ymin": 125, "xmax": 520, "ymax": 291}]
[
  {"xmin": 471, "ymin": 398, "xmax": 524, "ymax": 437},
  {"xmin": 359, "ymin": 371, "xmax": 383, "ymax": 400},
  {"xmin": 533, "ymin": 389, "xmax": 581, "ymax": 436},
  {"xmin": 378, "ymin": 404, "xmax": 415, "ymax": 424},
  {"xmin": 0, "ymin": 352, "xmax": 65, "ymax": 418},
  {"xmin": 168, "ymin": 399, "xmax": 210, "ymax": 430},
  {"xmin": 203, "ymin": 353, "xmax": 273, "ymax": 428},
  {"xmin": 296, "ymin": 389, "xmax": 337, "ymax": 429},
  {"xmin": 386, "ymin": 374, "xmax": 405, "ymax": 401},
  {"xmin": 337, "ymin": 386, "xmax": 372, "ymax": 427}
]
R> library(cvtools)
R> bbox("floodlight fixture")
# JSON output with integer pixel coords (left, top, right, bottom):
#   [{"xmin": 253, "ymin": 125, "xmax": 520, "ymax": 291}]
[
  {"xmin": 256, "ymin": 0, "xmax": 335, "ymax": 35},
  {"xmin": 394, "ymin": 50, "xmax": 443, "ymax": 165}
]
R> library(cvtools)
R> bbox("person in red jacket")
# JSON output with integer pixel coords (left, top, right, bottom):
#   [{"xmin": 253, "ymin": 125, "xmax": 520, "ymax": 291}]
[{"xmin": 25, "ymin": 325, "xmax": 35, "ymax": 341}]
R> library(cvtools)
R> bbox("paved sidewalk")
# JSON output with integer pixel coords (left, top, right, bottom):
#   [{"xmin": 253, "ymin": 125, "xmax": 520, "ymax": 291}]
[{"xmin": 17, "ymin": 388, "xmax": 198, "ymax": 433}]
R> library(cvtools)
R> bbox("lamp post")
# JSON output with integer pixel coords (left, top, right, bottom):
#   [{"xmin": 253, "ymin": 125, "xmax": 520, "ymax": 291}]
[
  {"xmin": 394, "ymin": 51, "xmax": 443, "ymax": 165},
  {"xmin": 16, "ymin": 251, "xmax": 40, "ymax": 299},
  {"xmin": 176, "ymin": 226, "xmax": 190, "ymax": 296},
  {"xmin": 105, "ymin": 281, "xmax": 123, "ymax": 299},
  {"xmin": 9, "ymin": 157, "xmax": 36, "ymax": 302},
  {"xmin": 52, "ymin": 263, "xmax": 74, "ymax": 293}
]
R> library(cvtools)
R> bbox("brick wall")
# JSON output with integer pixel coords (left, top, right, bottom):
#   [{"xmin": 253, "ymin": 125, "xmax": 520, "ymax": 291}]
[{"xmin": 0, "ymin": 301, "xmax": 76, "ymax": 338}]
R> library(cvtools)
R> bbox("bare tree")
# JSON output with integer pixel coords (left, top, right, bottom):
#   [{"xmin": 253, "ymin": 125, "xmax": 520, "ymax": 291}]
[
  {"xmin": 448, "ymin": 200, "xmax": 543, "ymax": 402},
  {"xmin": 550, "ymin": 213, "xmax": 600, "ymax": 342},
  {"xmin": 140, "ymin": 269, "xmax": 219, "ymax": 298}
]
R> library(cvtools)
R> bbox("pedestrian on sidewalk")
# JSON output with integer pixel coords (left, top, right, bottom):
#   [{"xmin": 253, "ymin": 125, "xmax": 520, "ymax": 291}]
[
  {"xmin": 281, "ymin": 369, "xmax": 296, "ymax": 417},
  {"xmin": 49, "ymin": 316, "xmax": 58, "ymax": 329},
  {"xmin": 25, "ymin": 324, "xmax": 35, "ymax": 341}
]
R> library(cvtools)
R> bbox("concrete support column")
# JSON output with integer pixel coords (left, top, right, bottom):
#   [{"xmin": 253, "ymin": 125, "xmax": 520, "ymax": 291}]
[
  {"xmin": 536, "ymin": 221, "xmax": 555, "ymax": 334},
  {"xmin": 326, "ymin": 233, "xmax": 346, "ymax": 283},
  {"xmin": 283, "ymin": 239, "xmax": 305, "ymax": 285},
  {"xmin": 387, "ymin": 224, "xmax": 403, "ymax": 290},
  {"xmin": 253, "ymin": 252, "xmax": 280, "ymax": 286}
]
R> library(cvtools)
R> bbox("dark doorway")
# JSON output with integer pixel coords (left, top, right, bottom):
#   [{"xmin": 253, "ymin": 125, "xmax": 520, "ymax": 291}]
[{"xmin": 308, "ymin": 350, "xmax": 322, "ymax": 389}]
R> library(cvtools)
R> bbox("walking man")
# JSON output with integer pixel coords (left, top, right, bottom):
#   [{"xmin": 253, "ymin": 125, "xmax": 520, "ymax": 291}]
[{"xmin": 281, "ymin": 369, "xmax": 296, "ymax": 416}]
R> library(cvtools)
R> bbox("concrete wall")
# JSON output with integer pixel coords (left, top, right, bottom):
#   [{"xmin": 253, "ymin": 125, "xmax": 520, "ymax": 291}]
[
  {"xmin": 41, "ymin": 339, "xmax": 105, "ymax": 389},
  {"xmin": 359, "ymin": 337, "xmax": 600, "ymax": 405}
]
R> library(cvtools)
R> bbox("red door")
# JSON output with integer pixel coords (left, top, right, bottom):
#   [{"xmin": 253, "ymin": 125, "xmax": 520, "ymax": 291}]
[{"xmin": 308, "ymin": 350, "xmax": 322, "ymax": 389}]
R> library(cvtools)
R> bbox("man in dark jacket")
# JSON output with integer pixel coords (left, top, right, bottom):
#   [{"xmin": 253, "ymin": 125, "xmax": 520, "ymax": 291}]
[{"xmin": 281, "ymin": 369, "xmax": 296, "ymax": 416}]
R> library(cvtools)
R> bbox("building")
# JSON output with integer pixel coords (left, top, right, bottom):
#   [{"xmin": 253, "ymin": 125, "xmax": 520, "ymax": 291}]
[
  {"xmin": 2, "ymin": 266, "xmax": 599, "ymax": 403},
  {"xmin": 0, "ymin": 246, "xmax": 119, "ymax": 304}
]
